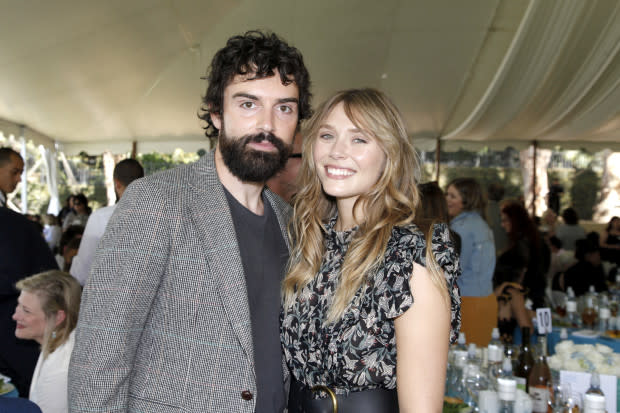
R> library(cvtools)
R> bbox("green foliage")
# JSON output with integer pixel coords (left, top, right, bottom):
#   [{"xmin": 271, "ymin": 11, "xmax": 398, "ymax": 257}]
[
  {"xmin": 441, "ymin": 167, "xmax": 523, "ymax": 200},
  {"xmin": 137, "ymin": 149, "xmax": 199, "ymax": 176},
  {"xmin": 569, "ymin": 169, "xmax": 600, "ymax": 220}
]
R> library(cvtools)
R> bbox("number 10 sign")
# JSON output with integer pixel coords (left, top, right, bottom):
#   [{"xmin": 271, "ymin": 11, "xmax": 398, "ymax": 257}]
[{"xmin": 536, "ymin": 308, "xmax": 552, "ymax": 335}]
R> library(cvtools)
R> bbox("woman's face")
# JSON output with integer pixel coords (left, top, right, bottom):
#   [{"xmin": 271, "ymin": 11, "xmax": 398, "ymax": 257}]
[
  {"xmin": 501, "ymin": 212, "xmax": 512, "ymax": 234},
  {"xmin": 13, "ymin": 291, "xmax": 48, "ymax": 344},
  {"xmin": 312, "ymin": 102, "xmax": 387, "ymax": 210},
  {"xmin": 543, "ymin": 210, "xmax": 557, "ymax": 225},
  {"xmin": 612, "ymin": 218, "xmax": 620, "ymax": 231},
  {"xmin": 73, "ymin": 199, "xmax": 86, "ymax": 214},
  {"xmin": 445, "ymin": 185, "xmax": 464, "ymax": 218}
]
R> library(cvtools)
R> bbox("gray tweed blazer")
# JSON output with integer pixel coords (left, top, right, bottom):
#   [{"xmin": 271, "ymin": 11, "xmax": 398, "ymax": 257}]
[{"xmin": 68, "ymin": 151, "xmax": 291, "ymax": 412}]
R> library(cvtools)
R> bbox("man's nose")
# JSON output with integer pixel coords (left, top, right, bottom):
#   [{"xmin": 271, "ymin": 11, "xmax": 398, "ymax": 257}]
[{"xmin": 258, "ymin": 109, "xmax": 275, "ymax": 133}]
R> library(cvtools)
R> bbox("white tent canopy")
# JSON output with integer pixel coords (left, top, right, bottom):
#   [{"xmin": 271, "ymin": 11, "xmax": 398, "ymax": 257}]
[{"xmin": 2, "ymin": 0, "xmax": 620, "ymax": 155}]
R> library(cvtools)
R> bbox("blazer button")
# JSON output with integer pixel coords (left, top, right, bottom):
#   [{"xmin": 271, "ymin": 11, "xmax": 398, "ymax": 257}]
[{"xmin": 241, "ymin": 390, "xmax": 253, "ymax": 401}]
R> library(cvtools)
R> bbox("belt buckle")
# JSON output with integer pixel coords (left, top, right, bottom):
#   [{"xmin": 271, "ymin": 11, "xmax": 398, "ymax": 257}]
[{"xmin": 311, "ymin": 384, "xmax": 338, "ymax": 413}]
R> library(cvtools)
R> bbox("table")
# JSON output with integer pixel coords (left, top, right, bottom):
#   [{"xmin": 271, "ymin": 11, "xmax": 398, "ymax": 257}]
[{"xmin": 547, "ymin": 328, "xmax": 620, "ymax": 355}]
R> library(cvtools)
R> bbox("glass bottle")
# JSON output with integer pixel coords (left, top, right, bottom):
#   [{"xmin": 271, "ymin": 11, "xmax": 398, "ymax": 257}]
[
  {"xmin": 598, "ymin": 295, "xmax": 610, "ymax": 334},
  {"xmin": 566, "ymin": 287, "xmax": 580, "ymax": 327},
  {"xmin": 515, "ymin": 326, "xmax": 534, "ymax": 392},
  {"xmin": 448, "ymin": 332, "xmax": 468, "ymax": 398},
  {"xmin": 528, "ymin": 335, "xmax": 552, "ymax": 412},
  {"xmin": 583, "ymin": 372, "xmax": 605, "ymax": 413},
  {"xmin": 582, "ymin": 286, "xmax": 598, "ymax": 329},
  {"xmin": 463, "ymin": 344, "xmax": 489, "ymax": 409},
  {"xmin": 488, "ymin": 327, "xmax": 504, "ymax": 390},
  {"xmin": 498, "ymin": 358, "xmax": 517, "ymax": 413}
]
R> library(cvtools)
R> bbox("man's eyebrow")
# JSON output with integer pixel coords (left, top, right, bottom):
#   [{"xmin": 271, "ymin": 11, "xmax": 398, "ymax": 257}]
[
  {"xmin": 231, "ymin": 93, "xmax": 298, "ymax": 105},
  {"xmin": 277, "ymin": 97, "xmax": 299, "ymax": 104},
  {"xmin": 232, "ymin": 93, "xmax": 258, "ymax": 100}
]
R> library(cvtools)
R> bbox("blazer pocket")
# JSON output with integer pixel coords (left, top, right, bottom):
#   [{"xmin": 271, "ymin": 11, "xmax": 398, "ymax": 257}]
[{"xmin": 128, "ymin": 394, "xmax": 181, "ymax": 412}]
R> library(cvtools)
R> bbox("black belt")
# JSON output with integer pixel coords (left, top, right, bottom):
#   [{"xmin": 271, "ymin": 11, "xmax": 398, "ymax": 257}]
[{"xmin": 288, "ymin": 379, "xmax": 399, "ymax": 413}]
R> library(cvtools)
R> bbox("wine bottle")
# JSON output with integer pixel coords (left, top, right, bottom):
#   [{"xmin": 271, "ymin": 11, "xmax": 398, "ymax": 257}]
[
  {"xmin": 528, "ymin": 335, "xmax": 552, "ymax": 412},
  {"xmin": 583, "ymin": 372, "xmax": 605, "ymax": 413},
  {"xmin": 582, "ymin": 286, "xmax": 598, "ymax": 329},
  {"xmin": 514, "ymin": 327, "xmax": 534, "ymax": 392}
]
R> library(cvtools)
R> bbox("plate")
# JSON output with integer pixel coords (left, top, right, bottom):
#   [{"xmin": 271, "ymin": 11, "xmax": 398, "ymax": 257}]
[{"xmin": 0, "ymin": 382, "xmax": 16, "ymax": 396}]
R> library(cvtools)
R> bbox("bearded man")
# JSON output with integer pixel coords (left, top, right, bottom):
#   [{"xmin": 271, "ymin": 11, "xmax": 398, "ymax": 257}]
[{"xmin": 68, "ymin": 30, "xmax": 311, "ymax": 413}]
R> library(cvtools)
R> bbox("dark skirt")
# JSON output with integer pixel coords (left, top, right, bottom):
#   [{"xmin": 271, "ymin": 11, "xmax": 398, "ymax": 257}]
[{"xmin": 288, "ymin": 379, "xmax": 399, "ymax": 413}]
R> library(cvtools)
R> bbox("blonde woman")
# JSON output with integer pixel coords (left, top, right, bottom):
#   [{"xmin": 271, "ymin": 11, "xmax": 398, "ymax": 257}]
[
  {"xmin": 12, "ymin": 271, "xmax": 81, "ymax": 413},
  {"xmin": 281, "ymin": 89, "xmax": 461, "ymax": 412}
]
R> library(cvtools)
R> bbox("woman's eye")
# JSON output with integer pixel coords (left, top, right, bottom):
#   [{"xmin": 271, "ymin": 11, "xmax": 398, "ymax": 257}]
[
  {"xmin": 319, "ymin": 133, "xmax": 333, "ymax": 140},
  {"xmin": 353, "ymin": 137, "xmax": 367, "ymax": 144}
]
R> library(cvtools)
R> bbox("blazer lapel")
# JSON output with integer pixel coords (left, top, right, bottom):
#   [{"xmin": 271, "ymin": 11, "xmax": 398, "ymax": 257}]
[{"xmin": 188, "ymin": 152, "xmax": 254, "ymax": 365}]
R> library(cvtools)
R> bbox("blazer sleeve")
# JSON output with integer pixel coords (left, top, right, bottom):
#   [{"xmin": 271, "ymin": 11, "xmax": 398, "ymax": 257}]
[{"xmin": 68, "ymin": 180, "xmax": 171, "ymax": 412}]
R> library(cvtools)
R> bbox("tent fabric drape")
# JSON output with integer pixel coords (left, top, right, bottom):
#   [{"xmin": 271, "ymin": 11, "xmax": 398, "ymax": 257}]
[
  {"xmin": 440, "ymin": 0, "xmax": 620, "ymax": 149},
  {"xmin": 519, "ymin": 146, "xmax": 552, "ymax": 217},
  {"xmin": 39, "ymin": 145, "xmax": 60, "ymax": 215}
]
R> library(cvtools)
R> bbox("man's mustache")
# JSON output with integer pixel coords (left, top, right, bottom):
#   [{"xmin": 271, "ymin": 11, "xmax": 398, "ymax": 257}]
[{"xmin": 242, "ymin": 132, "xmax": 283, "ymax": 147}]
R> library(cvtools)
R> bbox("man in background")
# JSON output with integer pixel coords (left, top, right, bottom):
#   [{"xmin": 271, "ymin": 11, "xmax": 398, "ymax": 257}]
[
  {"xmin": 70, "ymin": 158, "xmax": 144, "ymax": 285},
  {"xmin": 267, "ymin": 131, "xmax": 303, "ymax": 203},
  {"xmin": 0, "ymin": 147, "xmax": 24, "ymax": 208},
  {"xmin": 0, "ymin": 207, "xmax": 57, "ymax": 396}
]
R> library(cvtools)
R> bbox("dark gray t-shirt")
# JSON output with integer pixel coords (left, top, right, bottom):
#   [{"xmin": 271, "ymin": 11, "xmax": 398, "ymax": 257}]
[{"xmin": 224, "ymin": 188, "xmax": 288, "ymax": 413}]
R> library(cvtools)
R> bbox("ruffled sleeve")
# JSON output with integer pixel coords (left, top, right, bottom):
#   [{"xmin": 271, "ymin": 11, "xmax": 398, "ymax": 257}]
[
  {"xmin": 373, "ymin": 223, "xmax": 462, "ymax": 343},
  {"xmin": 430, "ymin": 223, "xmax": 462, "ymax": 344},
  {"xmin": 372, "ymin": 226, "xmax": 417, "ymax": 321}
]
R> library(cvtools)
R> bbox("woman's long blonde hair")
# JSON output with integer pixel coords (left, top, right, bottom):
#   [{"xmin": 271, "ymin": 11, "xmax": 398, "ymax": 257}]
[
  {"xmin": 16, "ymin": 270, "xmax": 81, "ymax": 357},
  {"xmin": 283, "ymin": 88, "xmax": 449, "ymax": 323}
]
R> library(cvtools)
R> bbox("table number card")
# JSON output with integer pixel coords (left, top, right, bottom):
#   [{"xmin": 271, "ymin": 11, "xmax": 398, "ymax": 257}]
[{"xmin": 536, "ymin": 308, "xmax": 552, "ymax": 335}]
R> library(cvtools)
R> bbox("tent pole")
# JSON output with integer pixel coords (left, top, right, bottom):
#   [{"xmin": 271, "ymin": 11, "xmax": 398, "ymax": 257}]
[
  {"xmin": 531, "ymin": 140, "xmax": 537, "ymax": 218},
  {"xmin": 131, "ymin": 141, "xmax": 137, "ymax": 159},
  {"xmin": 435, "ymin": 138, "xmax": 441, "ymax": 182}
]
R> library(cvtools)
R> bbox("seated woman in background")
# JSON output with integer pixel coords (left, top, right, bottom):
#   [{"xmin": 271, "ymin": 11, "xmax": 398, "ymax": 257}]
[
  {"xmin": 600, "ymin": 216, "xmax": 620, "ymax": 265},
  {"xmin": 555, "ymin": 207, "xmax": 586, "ymax": 251},
  {"xmin": 417, "ymin": 181, "xmax": 461, "ymax": 254},
  {"xmin": 445, "ymin": 177, "xmax": 496, "ymax": 346},
  {"xmin": 539, "ymin": 209, "xmax": 558, "ymax": 240},
  {"xmin": 12, "ymin": 271, "xmax": 81, "ymax": 413},
  {"xmin": 493, "ymin": 248, "xmax": 534, "ymax": 345},
  {"xmin": 500, "ymin": 200, "xmax": 549, "ymax": 309},
  {"xmin": 61, "ymin": 194, "xmax": 90, "ymax": 232},
  {"xmin": 563, "ymin": 239, "xmax": 608, "ymax": 296}
]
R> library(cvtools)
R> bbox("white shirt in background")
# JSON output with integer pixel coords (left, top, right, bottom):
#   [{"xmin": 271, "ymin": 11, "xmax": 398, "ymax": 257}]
[
  {"xmin": 29, "ymin": 331, "xmax": 75, "ymax": 413},
  {"xmin": 70, "ymin": 204, "xmax": 116, "ymax": 285}
]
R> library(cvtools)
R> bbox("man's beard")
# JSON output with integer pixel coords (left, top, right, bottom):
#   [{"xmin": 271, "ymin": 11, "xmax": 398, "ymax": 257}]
[{"xmin": 219, "ymin": 125, "xmax": 292, "ymax": 183}]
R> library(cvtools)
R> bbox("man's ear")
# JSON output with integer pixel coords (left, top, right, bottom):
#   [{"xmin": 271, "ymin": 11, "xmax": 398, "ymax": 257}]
[
  {"xmin": 210, "ymin": 111, "xmax": 222, "ymax": 131},
  {"xmin": 113, "ymin": 178, "xmax": 122, "ymax": 192}
]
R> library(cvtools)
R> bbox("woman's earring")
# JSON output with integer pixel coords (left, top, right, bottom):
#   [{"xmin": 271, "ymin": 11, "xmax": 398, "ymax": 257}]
[{"xmin": 51, "ymin": 331, "xmax": 57, "ymax": 339}]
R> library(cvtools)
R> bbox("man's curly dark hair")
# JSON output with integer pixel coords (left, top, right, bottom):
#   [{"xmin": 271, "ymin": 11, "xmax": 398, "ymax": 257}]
[{"xmin": 198, "ymin": 30, "xmax": 312, "ymax": 138}]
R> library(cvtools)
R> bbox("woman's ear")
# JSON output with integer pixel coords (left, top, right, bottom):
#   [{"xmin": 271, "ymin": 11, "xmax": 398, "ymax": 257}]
[{"xmin": 54, "ymin": 309, "xmax": 66, "ymax": 328}]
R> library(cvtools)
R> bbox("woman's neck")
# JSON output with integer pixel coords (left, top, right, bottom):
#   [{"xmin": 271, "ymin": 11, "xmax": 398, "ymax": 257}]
[{"xmin": 335, "ymin": 198, "xmax": 364, "ymax": 231}]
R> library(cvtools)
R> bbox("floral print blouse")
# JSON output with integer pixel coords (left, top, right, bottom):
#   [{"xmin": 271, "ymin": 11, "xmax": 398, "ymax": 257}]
[{"xmin": 281, "ymin": 218, "xmax": 461, "ymax": 395}]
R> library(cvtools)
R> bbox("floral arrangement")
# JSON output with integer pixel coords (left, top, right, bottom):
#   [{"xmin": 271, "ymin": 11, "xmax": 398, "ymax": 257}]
[{"xmin": 547, "ymin": 341, "xmax": 620, "ymax": 376}]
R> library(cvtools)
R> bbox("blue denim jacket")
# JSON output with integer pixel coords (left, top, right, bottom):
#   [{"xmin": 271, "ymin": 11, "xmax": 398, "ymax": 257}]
[{"xmin": 450, "ymin": 211, "xmax": 496, "ymax": 296}]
